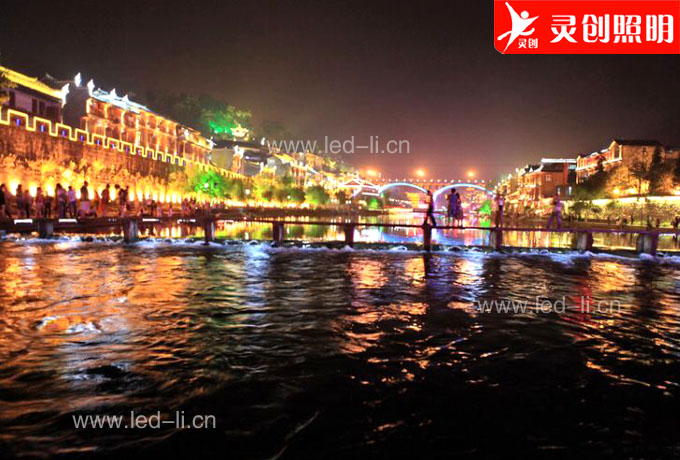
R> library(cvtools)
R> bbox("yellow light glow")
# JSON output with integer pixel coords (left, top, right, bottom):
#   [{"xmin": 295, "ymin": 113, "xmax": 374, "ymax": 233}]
[
  {"xmin": 366, "ymin": 169, "xmax": 378, "ymax": 177},
  {"xmin": 467, "ymin": 170, "xmax": 475, "ymax": 179},
  {"xmin": 416, "ymin": 169, "xmax": 425, "ymax": 178},
  {"xmin": 0, "ymin": 65, "xmax": 63, "ymax": 100}
]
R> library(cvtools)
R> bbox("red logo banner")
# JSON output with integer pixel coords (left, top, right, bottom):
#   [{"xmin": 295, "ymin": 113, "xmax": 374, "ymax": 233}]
[{"xmin": 494, "ymin": 0, "xmax": 680, "ymax": 54}]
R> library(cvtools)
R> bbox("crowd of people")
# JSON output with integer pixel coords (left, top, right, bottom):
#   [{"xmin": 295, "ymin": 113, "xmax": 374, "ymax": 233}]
[
  {"xmin": 422, "ymin": 188, "xmax": 466, "ymax": 227},
  {"xmin": 0, "ymin": 182, "xmax": 215, "ymax": 220},
  {"xmin": 419, "ymin": 188, "xmax": 564, "ymax": 229}
]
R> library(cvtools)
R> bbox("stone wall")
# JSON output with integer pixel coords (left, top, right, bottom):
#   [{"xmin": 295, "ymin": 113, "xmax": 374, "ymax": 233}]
[{"xmin": 0, "ymin": 123, "xmax": 192, "ymax": 201}]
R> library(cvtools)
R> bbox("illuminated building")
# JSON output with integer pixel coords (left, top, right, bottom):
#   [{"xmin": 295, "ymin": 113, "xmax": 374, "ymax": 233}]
[
  {"xmin": 575, "ymin": 139, "xmax": 663, "ymax": 183},
  {"xmin": 510, "ymin": 158, "xmax": 576, "ymax": 208},
  {"xmin": 44, "ymin": 73, "xmax": 213, "ymax": 165},
  {"xmin": 0, "ymin": 65, "xmax": 63, "ymax": 122}
]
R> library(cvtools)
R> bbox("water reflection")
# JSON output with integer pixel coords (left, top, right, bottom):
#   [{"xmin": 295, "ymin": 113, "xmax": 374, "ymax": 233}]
[{"xmin": 1, "ymin": 242, "xmax": 680, "ymax": 458}]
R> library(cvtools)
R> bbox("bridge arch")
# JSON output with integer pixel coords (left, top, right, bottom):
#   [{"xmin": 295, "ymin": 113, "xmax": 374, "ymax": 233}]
[
  {"xmin": 377, "ymin": 182, "xmax": 428, "ymax": 195},
  {"xmin": 433, "ymin": 183, "xmax": 494, "ymax": 200}
]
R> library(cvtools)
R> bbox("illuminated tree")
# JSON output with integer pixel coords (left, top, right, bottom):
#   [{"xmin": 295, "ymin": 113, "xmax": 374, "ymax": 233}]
[
  {"xmin": 254, "ymin": 181, "xmax": 275, "ymax": 202},
  {"xmin": 145, "ymin": 91, "xmax": 251, "ymax": 137},
  {"xmin": 479, "ymin": 199, "xmax": 492, "ymax": 215},
  {"xmin": 366, "ymin": 197, "xmax": 383, "ymax": 210},
  {"xmin": 273, "ymin": 186, "xmax": 289, "ymax": 202},
  {"xmin": 575, "ymin": 155, "xmax": 609, "ymax": 199},
  {"xmin": 674, "ymin": 153, "xmax": 680, "ymax": 187},
  {"xmin": 305, "ymin": 185, "xmax": 330, "ymax": 205},
  {"xmin": 647, "ymin": 146, "xmax": 665, "ymax": 195},
  {"xmin": 629, "ymin": 159, "xmax": 648, "ymax": 196},
  {"xmin": 229, "ymin": 179, "xmax": 246, "ymax": 201},
  {"xmin": 189, "ymin": 170, "xmax": 229, "ymax": 198},
  {"xmin": 336, "ymin": 190, "xmax": 348, "ymax": 205},
  {"xmin": 201, "ymin": 101, "xmax": 252, "ymax": 138},
  {"xmin": 288, "ymin": 187, "xmax": 306, "ymax": 204}
]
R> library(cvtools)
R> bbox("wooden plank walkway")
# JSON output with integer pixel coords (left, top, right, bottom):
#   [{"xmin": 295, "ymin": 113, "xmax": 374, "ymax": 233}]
[{"xmin": 0, "ymin": 215, "xmax": 676, "ymax": 256}]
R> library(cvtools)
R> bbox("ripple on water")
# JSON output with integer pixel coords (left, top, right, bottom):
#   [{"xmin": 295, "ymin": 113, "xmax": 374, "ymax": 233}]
[{"xmin": 0, "ymin": 240, "xmax": 679, "ymax": 458}]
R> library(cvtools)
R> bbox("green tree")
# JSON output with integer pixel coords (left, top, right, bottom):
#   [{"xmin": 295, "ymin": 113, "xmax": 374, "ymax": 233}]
[
  {"xmin": 673, "ymin": 153, "xmax": 680, "ymax": 187},
  {"xmin": 648, "ymin": 146, "xmax": 665, "ymax": 195},
  {"xmin": 252, "ymin": 178, "xmax": 275, "ymax": 202},
  {"xmin": 570, "ymin": 200, "xmax": 587, "ymax": 220},
  {"xmin": 366, "ymin": 197, "xmax": 383, "ymax": 210},
  {"xmin": 629, "ymin": 158, "xmax": 648, "ymax": 196},
  {"xmin": 336, "ymin": 190, "xmax": 348, "ymax": 205},
  {"xmin": 188, "ymin": 170, "xmax": 230, "ymax": 198},
  {"xmin": 479, "ymin": 199, "xmax": 492, "ymax": 216},
  {"xmin": 273, "ymin": 186, "xmax": 289, "ymax": 202},
  {"xmin": 145, "ymin": 91, "xmax": 251, "ymax": 137},
  {"xmin": 305, "ymin": 185, "xmax": 330, "ymax": 205},
  {"xmin": 288, "ymin": 187, "xmax": 306, "ymax": 204},
  {"xmin": 229, "ymin": 179, "xmax": 246, "ymax": 201}
]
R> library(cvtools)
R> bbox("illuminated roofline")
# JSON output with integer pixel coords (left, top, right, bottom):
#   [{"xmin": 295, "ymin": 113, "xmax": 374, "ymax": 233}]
[{"xmin": 0, "ymin": 65, "xmax": 62, "ymax": 100}]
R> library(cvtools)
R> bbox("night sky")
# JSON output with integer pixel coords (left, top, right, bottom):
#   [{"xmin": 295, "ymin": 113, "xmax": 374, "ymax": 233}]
[{"xmin": 2, "ymin": 0, "xmax": 680, "ymax": 181}]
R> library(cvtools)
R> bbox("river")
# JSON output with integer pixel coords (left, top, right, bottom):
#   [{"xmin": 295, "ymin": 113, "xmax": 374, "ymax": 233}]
[{"xmin": 1, "ymin": 221, "xmax": 680, "ymax": 458}]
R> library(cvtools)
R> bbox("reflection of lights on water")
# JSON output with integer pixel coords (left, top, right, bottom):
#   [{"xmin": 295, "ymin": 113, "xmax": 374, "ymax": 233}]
[{"xmin": 356, "ymin": 227, "xmax": 382, "ymax": 243}]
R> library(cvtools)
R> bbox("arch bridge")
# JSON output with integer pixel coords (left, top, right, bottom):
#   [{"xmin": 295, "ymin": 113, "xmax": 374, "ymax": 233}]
[{"xmin": 376, "ymin": 180, "xmax": 494, "ymax": 198}]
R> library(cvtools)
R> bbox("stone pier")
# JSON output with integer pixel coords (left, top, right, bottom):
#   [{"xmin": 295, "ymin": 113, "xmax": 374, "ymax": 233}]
[
  {"xmin": 203, "ymin": 219, "xmax": 216, "ymax": 245},
  {"xmin": 636, "ymin": 233, "xmax": 659, "ymax": 256},
  {"xmin": 38, "ymin": 220, "xmax": 54, "ymax": 239},
  {"xmin": 343, "ymin": 223, "xmax": 355, "ymax": 247},
  {"xmin": 571, "ymin": 231, "xmax": 594, "ymax": 253},
  {"xmin": 489, "ymin": 228, "xmax": 503, "ymax": 251},
  {"xmin": 272, "ymin": 222, "xmax": 285, "ymax": 244},
  {"xmin": 122, "ymin": 219, "xmax": 139, "ymax": 243},
  {"xmin": 422, "ymin": 224, "xmax": 433, "ymax": 251}
]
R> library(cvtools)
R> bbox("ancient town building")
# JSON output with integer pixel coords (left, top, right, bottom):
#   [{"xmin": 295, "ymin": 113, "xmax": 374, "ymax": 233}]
[
  {"xmin": 0, "ymin": 65, "xmax": 63, "ymax": 123},
  {"xmin": 575, "ymin": 139, "xmax": 663, "ymax": 183}
]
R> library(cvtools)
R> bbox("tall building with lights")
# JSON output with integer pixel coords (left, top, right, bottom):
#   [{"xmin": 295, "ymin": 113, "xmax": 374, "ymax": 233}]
[
  {"xmin": 46, "ymin": 73, "xmax": 212, "ymax": 164},
  {"xmin": 0, "ymin": 65, "xmax": 64, "ymax": 122}
]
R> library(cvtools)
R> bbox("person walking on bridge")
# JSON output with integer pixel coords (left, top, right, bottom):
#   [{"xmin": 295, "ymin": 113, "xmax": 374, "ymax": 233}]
[
  {"xmin": 67, "ymin": 186, "xmax": 77, "ymax": 218},
  {"xmin": 101, "ymin": 184, "xmax": 110, "ymax": 216},
  {"xmin": 15, "ymin": 185, "xmax": 25, "ymax": 218},
  {"xmin": 79, "ymin": 182, "xmax": 90, "ymax": 217},
  {"xmin": 423, "ymin": 190, "xmax": 437, "ymax": 227},
  {"xmin": 455, "ymin": 191, "xmax": 464, "ymax": 227},
  {"xmin": 494, "ymin": 192, "xmax": 505, "ymax": 227},
  {"xmin": 56, "ymin": 184, "xmax": 66, "ymax": 218},
  {"xmin": 546, "ymin": 194, "xmax": 562, "ymax": 229},
  {"xmin": 35, "ymin": 187, "xmax": 45, "ymax": 218},
  {"xmin": 447, "ymin": 189, "xmax": 458, "ymax": 223}
]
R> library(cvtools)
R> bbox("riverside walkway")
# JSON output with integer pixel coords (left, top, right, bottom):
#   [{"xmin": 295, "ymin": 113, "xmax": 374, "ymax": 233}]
[{"xmin": 0, "ymin": 215, "xmax": 676, "ymax": 256}]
